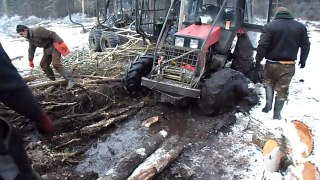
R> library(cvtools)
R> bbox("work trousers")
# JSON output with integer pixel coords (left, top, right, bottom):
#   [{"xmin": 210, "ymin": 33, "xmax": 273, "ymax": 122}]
[
  {"xmin": 40, "ymin": 44, "xmax": 63, "ymax": 73},
  {"xmin": 264, "ymin": 62, "xmax": 295, "ymax": 101}
]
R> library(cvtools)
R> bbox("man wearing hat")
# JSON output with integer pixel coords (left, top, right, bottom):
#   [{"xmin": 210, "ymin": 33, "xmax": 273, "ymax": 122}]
[
  {"xmin": 16, "ymin": 24, "xmax": 76, "ymax": 89},
  {"xmin": 255, "ymin": 7, "xmax": 310, "ymax": 120}
]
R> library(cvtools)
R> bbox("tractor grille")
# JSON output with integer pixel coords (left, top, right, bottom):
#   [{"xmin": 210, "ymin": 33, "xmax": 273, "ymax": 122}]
[{"xmin": 156, "ymin": 44, "xmax": 201, "ymax": 88}]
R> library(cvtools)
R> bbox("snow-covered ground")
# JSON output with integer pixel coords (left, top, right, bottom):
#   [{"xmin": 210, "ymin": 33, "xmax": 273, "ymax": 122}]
[
  {"xmin": 0, "ymin": 14, "xmax": 95, "ymax": 75},
  {"xmin": 0, "ymin": 15, "xmax": 319, "ymax": 179}
]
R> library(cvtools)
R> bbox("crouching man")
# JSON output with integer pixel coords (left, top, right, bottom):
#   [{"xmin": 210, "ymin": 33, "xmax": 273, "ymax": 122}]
[{"xmin": 16, "ymin": 24, "xmax": 76, "ymax": 90}]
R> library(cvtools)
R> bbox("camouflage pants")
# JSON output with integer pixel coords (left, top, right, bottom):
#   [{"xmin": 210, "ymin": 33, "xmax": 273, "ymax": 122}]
[
  {"xmin": 264, "ymin": 62, "xmax": 295, "ymax": 101},
  {"xmin": 40, "ymin": 44, "xmax": 63, "ymax": 73}
]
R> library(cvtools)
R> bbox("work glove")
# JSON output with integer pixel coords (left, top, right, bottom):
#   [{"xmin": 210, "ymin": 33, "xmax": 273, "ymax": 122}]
[
  {"xmin": 299, "ymin": 60, "xmax": 305, "ymax": 68},
  {"xmin": 34, "ymin": 113, "xmax": 54, "ymax": 135},
  {"xmin": 29, "ymin": 60, "xmax": 34, "ymax": 68},
  {"xmin": 254, "ymin": 60, "xmax": 262, "ymax": 70},
  {"xmin": 252, "ymin": 60, "xmax": 264, "ymax": 83},
  {"xmin": 59, "ymin": 42, "xmax": 68, "ymax": 51}
]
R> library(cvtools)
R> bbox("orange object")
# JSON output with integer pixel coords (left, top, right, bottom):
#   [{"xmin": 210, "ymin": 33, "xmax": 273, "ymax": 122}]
[
  {"xmin": 291, "ymin": 161, "xmax": 320, "ymax": 180},
  {"xmin": 53, "ymin": 42, "xmax": 70, "ymax": 56},
  {"xmin": 29, "ymin": 60, "xmax": 34, "ymax": 68},
  {"xmin": 263, "ymin": 139, "xmax": 286, "ymax": 172},
  {"xmin": 181, "ymin": 63, "xmax": 196, "ymax": 71},
  {"xmin": 292, "ymin": 120, "xmax": 313, "ymax": 157},
  {"xmin": 302, "ymin": 161, "xmax": 320, "ymax": 180},
  {"xmin": 59, "ymin": 42, "xmax": 68, "ymax": 50},
  {"xmin": 225, "ymin": 20, "xmax": 231, "ymax": 30}
]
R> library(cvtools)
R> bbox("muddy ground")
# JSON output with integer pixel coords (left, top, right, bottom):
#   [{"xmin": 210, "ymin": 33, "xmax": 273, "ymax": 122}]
[{"xmin": 1, "ymin": 56, "xmax": 259, "ymax": 180}]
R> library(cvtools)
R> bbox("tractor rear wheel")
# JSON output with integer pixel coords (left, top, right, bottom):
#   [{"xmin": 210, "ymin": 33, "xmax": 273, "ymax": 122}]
[
  {"xmin": 198, "ymin": 68, "xmax": 249, "ymax": 115},
  {"xmin": 123, "ymin": 55, "xmax": 154, "ymax": 95},
  {"xmin": 100, "ymin": 31, "xmax": 120, "ymax": 52},
  {"xmin": 89, "ymin": 26, "xmax": 106, "ymax": 52}
]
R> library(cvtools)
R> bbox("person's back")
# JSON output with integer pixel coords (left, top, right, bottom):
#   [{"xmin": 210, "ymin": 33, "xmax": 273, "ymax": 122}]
[{"xmin": 264, "ymin": 17, "xmax": 309, "ymax": 61}]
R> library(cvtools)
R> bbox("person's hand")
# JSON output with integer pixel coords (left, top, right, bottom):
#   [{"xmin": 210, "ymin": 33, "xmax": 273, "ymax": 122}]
[
  {"xmin": 254, "ymin": 60, "xmax": 262, "ymax": 70},
  {"xmin": 299, "ymin": 61, "xmax": 305, "ymax": 69},
  {"xmin": 29, "ymin": 60, "xmax": 34, "ymax": 68},
  {"xmin": 59, "ymin": 42, "xmax": 68, "ymax": 51},
  {"xmin": 34, "ymin": 113, "xmax": 54, "ymax": 135}
]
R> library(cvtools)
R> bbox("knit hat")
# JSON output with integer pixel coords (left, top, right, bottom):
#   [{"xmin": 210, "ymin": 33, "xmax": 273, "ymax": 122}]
[
  {"xmin": 274, "ymin": 7, "xmax": 294, "ymax": 20},
  {"xmin": 16, "ymin": 25, "xmax": 28, "ymax": 33},
  {"xmin": 275, "ymin": 7, "xmax": 290, "ymax": 14}
]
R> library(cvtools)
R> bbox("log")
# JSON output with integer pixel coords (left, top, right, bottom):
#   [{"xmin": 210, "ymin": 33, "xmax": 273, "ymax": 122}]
[
  {"xmin": 28, "ymin": 78, "xmax": 122, "ymax": 89},
  {"xmin": 75, "ymin": 75, "xmax": 112, "ymax": 79},
  {"xmin": 141, "ymin": 116, "xmax": 159, "ymax": 127},
  {"xmin": 80, "ymin": 102, "xmax": 145, "ymax": 135},
  {"xmin": 81, "ymin": 78, "xmax": 122, "ymax": 85},
  {"xmin": 127, "ymin": 136, "xmax": 183, "ymax": 180},
  {"xmin": 252, "ymin": 126, "xmax": 278, "ymax": 150},
  {"xmin": 23, "ymin": 75, "xmax": 39, "ymax": 82},
  {"xmin": 29, "ymin": 79, "xmax": 67, "ymax": 89},
  {"xmin": 98, "ymin": 130, "xmax": 168, "ymax": 180},
  {"xmin": 62, "ymin": 103, "xmax": 113, "ymax": 120}
]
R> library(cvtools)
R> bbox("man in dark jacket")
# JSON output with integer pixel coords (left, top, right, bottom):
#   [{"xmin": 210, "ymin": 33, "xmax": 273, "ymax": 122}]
[
  {"xmin": 0, "ymin": 117, "xmax": 40, "ymax": 180},
  {"xmin": 255, "ymin": 7, "xmax": 310, "ymax": 120},
  {"xmin": 0, "ymin": 42, "xmax": 53, "ymax": 133},
  {"xmin": 0, "ymin": 42, "xmax": 53, "ymax": 179},
  {"xmin": 16, "ymin": 24, "xmax": 75, "ymax": 90}
]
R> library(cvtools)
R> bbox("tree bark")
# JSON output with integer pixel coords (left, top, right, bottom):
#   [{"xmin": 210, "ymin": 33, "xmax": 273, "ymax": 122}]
[
  {"xmin": 252, "ymin": 126, "xmax": 278, "ymax": 150},
  {"xmin": 80, "ymin": 102, "xmax": 145, "ymax": 135},
  {"xmin": 127, "ymin": 136, "xmax": 183, "ymax": 180},
  {"xmin": 98, "ymin": 130, "xmax": 168, "ymax": 180},
  {"xmin": 28, "ymin": 78, "xmax": 121, "ymax": 89}
]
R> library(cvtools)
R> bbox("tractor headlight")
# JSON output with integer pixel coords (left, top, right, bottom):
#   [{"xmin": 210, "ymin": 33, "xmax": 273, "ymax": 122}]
[
  {"xmin": 190, "ymin": 39, "xmax": 199, "ymax": 49},
  {"xmin": 175, "ymin": 37, "xmax": 184, "ymax": 47}
]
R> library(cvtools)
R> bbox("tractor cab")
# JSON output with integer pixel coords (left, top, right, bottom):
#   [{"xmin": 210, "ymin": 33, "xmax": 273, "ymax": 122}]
[
  {"xmin": 174, "ymin": 0, "xmax": 252, "ymax": 54},
  {"xmin": 182, "ymin": 0, "xmax": 236, "ymax": 28},
  {"xmin": 135, "ymin": 0, "xmax": 178, "ymax": 43},
  {"xmin": 96, "ymin": 0, "xmax": 135, "ymax": 28}
]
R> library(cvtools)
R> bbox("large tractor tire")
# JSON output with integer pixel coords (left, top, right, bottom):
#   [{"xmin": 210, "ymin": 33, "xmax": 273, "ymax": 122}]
[
  {"xmin": 123, "ymin": 55, "xmax": 154, "ymax": 95},
  {"xmin": 198, "ymin": 68, "xmax": 249, "ymax": 115},
  {"xmin": 100, "ymin": 31, "xmax": 120, "ymax": 52},
  {"xmin": 89, "ymin": 26, "xmax": 104, "ymax": 52}
]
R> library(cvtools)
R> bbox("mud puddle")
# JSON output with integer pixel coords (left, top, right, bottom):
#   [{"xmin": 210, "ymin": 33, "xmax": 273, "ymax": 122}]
[{"xmin": 76, "ymin": 101, "xmax": 244, "ymax": 178}]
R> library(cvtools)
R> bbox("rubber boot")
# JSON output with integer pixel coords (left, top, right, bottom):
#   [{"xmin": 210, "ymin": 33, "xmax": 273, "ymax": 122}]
[
  {"xmin": 273, "ymin": 99, "xmax": 285, "ymax": 120},
  {"xmin": 0, "ymin": 117, "xmax": 40, "ymax": 180},
  {"xmin": 44, "ymin": 67, "xmax": 55, "ymax": 81},
  {"xmin": 262, "ymin": 85, "xmax": 274, "ymax": 113},
  {"xmin": 59, "ymin": 68, "xmax": 76, "ymax": 90}
]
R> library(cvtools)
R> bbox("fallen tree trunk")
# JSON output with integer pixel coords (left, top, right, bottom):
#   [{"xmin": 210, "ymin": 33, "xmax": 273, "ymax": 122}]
[
  {"xmin": 252, "ymin": 126, "xmax": 278, "ymax": 150},
  {"xmin": 80, "ymin": 102, "xmax": 145, "ymax": 135},
  {"xmin": 98, "ymin": 130, "xmax": 168, "ymax": 180},
  {"xmin": 23, "ymin": 75, "xmax": 39, "ymax": 82},
  {"xmin": 29, "ymin": 79, "xmax": 67, "ymax": 89},
  {"xmin": 61, "ymin": 103, "xmax": 113, "ymax": 121},
  {"xmin": 127, "ymin": 136, "xmax": 183, "ymax": 180},
  {"xmin": 29, "ymin": 78, "xmax": 122, "ymax": 89},
  {"xmin": 81, "ymin": 78, "xmax": 122, "ymax": 85}
]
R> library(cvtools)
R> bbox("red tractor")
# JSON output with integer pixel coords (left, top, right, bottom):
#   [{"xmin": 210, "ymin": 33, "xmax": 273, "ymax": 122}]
[{"xmin": 124, "ymin": 0, "xmax": 273, "ymax": 115}]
